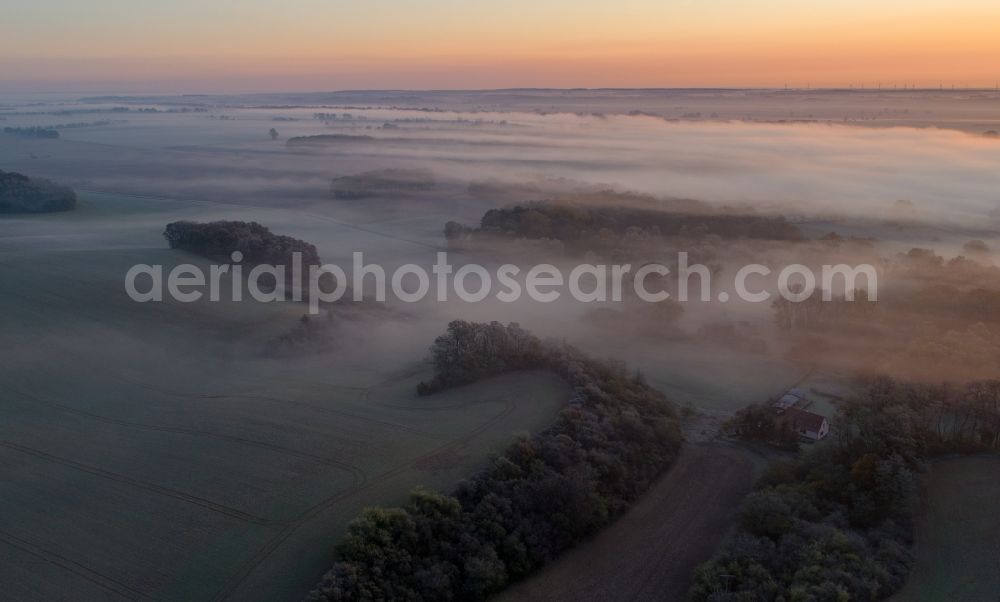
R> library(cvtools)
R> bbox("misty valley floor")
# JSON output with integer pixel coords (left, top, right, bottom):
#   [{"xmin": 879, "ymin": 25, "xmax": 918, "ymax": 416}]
[
  {"xmin": 0, "ymin": 189, "xmax": 807, "ymax": 601},
  {"xmin": 2, "ymin": 91, "xmax": 999, "ymax": 600},
  {"xmin": 0, "ymin": 192, "xmax": 573, "ymax": 600}
]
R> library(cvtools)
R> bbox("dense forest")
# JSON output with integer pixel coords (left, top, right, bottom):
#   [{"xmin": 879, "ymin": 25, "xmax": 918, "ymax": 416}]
[
  {"xmin": 306, "ymin": 321, "xmax": 682, "ymax": 601},
  {"xmin": 691, "ymin": 376, "xmax": 1000, "ymax": 601},
  {"xmin": 0, "ymin": 169, "xmax": 76, "ymax": 213}
]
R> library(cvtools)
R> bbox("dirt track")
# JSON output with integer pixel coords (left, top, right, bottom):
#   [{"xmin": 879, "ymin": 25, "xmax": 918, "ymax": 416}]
[{"xmin": 495, "ymin": 443, "xmax": 755, "ymax": 602}]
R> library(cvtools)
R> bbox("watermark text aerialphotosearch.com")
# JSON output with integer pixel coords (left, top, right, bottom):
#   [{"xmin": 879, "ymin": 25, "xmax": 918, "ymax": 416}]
[{"xmin": 125, "ymin": 251, "xmax": 878, "ymax": 314}]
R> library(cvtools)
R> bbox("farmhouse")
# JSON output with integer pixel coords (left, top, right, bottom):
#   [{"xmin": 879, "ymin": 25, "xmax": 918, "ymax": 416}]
[
  {"xmin": 773, "ymin": 388, "xmax": 806, "ymax": 412},
  {"xmin": 782, "ymin": 407, "xmax": 830, "ymax": 441}
]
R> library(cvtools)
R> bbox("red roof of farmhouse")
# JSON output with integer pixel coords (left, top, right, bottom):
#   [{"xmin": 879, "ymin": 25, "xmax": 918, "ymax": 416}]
[{"xmin": 783, "ymin": 407, "xmax": 827, "ymax": 432}]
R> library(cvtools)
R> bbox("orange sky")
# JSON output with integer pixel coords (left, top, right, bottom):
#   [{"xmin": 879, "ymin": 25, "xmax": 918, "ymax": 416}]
[{"xmin": 3, "ymin": 0, "xmax": 1000, "ymax": 92}]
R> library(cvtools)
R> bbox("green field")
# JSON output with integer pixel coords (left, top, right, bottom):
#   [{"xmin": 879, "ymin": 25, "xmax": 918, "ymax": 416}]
[
  {"xmin": 894, "ymin": 455, "xmax": 1000, "ymax": 602},
  {"xmin": 0, "ymin": 192, "xmax": 570, "ymax": 601}
]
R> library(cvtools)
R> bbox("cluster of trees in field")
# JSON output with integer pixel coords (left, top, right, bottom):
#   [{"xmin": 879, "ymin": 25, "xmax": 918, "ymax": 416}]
[
  {"xmin": 135, "ymin": 106, "xmax": 207, "ymax": 113},
  {"xmin": 691, "ymin": 376, "xmax": 1000, "ymax": 600},
  {"xmin": 307, "ymin": 321, "xmax": 682, "ymax": 602},
  {"xmin": 771, "ymin": 287, "xmax": 879, "ymax": 332},
  {"xmin": 13, "ymin": 121, "xmax": 117, "ymax": 131},
  {"xmin": 465, "ymin": 177, "xmax": 598, "ymax": 202},
  {"xmin": 724, "ymin": 403, "xmax": 801, "ymax": 450},
  {"xmin": 3, "ymin": 126, "xmax": 59, "ymax": 138},
  {"xmin": 445, "ymin": 200, "xmax": 803, "ymax": 257},
  {"xmin": 264, "ymin": 312, "xmax": 335, "ymax": 356},
  {"xmin": 887, "ymin": 321, "xmax": 1000, "ymax": 383},
  {"xmin": 891, "ymin": 246, "xmax": 998, "ymax": 286},
  {"xmin": 695, "ymin": 321, "xmax": 768, "ymax": 353},
  {"xmin": 844, "ymin": 378, "xmax": 1000, "ymax": 453},
  {"xmin": 164, "ymin": 220, "xmax": 322, "ymax": 299},
  {"xmin": 313, "ymin": 112, "xmax": 359, "ymax": 121},
  {"xmin": 772, "ymin": 249, "xmax": 1000, "ymax": 381},
  {"xmin": 582, "ymin": 298, "xmax": 686, "ymax": 340},
  {"xmin": 330, "ymin": 168, "xmax": 436, "ymax": 200},
  {"xmin": 163, "ymin": 220, "xmax": 320, "ymax": 267},
  {"xmin": 0, "ymin": 170, "xmax": 76, "ymax": 213}
]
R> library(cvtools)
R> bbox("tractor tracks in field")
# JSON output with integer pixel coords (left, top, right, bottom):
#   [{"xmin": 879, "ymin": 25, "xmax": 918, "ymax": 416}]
[
  {"xmin": 4, "ymin": 362, "xmax": 527, "ymax": 601},
  {"xmin": 103, "ymin": 367, "xmax": 436, "ymax": 439},
  {"xmin": 5, "ymin": 305, "xmax": 437, "ymax": 442},
  {"xmin": 1, "ymin": 387, "xmax": 368, "ymax": 600},
  {"xmin": 197, "ymin": 391, "xmax": 433, "ymax": 438},
  {"xmin": 0, "ymin": 441, "xmax": 284, "ymax": 527},
  {"xmin": 210, "ymin": 380, "xmax": 522, "ymax": 602},
  {"xmin": 0, "ymin": 529, "xmax": 156, "ymax": 602},
  {"xmin": 8, "ymin": 387, "xmax": 368, "ymax": 490}
]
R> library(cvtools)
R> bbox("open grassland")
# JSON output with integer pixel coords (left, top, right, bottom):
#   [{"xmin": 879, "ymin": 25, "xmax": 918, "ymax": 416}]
[
  {"xmin": 894, "ymin": 455, "xmax": 1000, "ymax": 602},
  {"xmin": 495, "ymin": 444, "xmax": 757, "ymax": 602}
]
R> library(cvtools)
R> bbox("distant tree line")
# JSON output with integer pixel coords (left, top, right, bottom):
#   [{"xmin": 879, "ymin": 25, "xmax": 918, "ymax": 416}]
[
  {"xmin": 2, "ymin": 106, "xmax": 206, "ymax": 118},
  {"xmin": 44, "ymin": 120, "xmax": 117, "ymax": 129},
  {"xmin": 3, "ymin": 126, "xmax": 59, "ymax": 139},
  {"xmin": 0, "ymin": 170, "xmax": 76, "ymax": 213},
  {"xmin": 771, "ymin": 285, "xmax": 878, "ymax": 331},
  {"xmin": 285, "ymin": 134, "xmax": 375, "ymax": 147},
  {"xmin": 314, "ymin": 112, "xmax": 359, "ymax": 121},
  {"xmin": 330, "ymin": 168, "xmax": 436, "ymax": 200},
  {"xmin": 483, "ymin": 202, "xmax": 802, "ymax": 240},
  {"xmin": 465, "ymin": 177, "xmax": 597, "ymax": 202},
  {"xmin": 306, "ymin": 320, "xmax": 682, "ymax": 601},
  {"xmin": 445, "ymin": 200, "xmax": 803, "ymax": 257},
  {"xmin": 690, "ymin": 376, "xmax": 1000, "ymax": 600},
  {"xmin": 133, "ymin": 107, "xmax": 207, "ymax": 113},
  {"xmin": 891, "ymin": 247, "xmax": 999, "ymax": 287}
]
